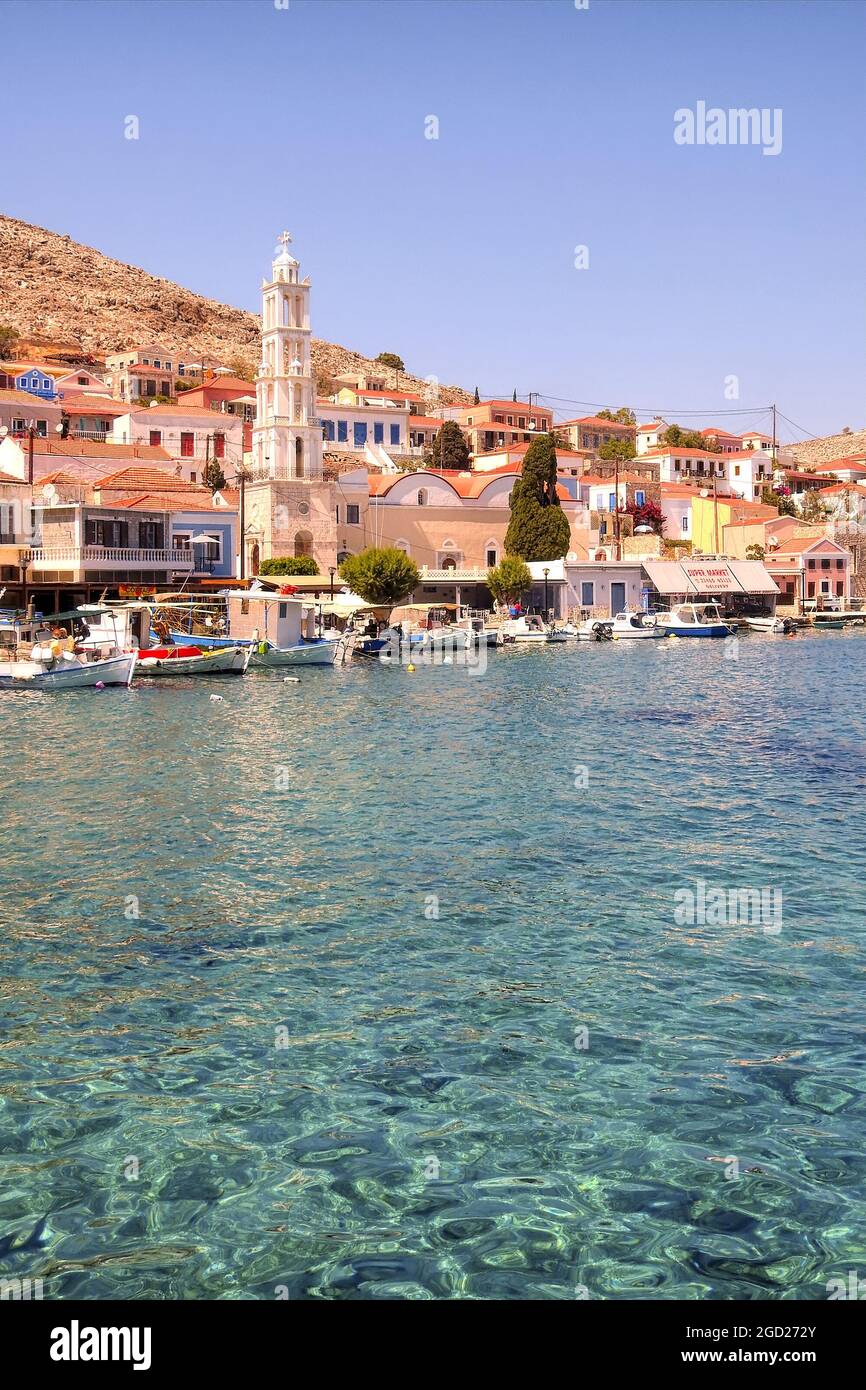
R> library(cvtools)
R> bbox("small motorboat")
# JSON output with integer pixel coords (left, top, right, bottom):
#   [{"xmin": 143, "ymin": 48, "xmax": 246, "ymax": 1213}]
[
  {"xmin": 136, "ymin": 644, "xmax": 251, "ymax": 675},
  {"xmin": 743, "ymin": 615, "xmax": 796, "ymax": 635},
  {"xmin": 497, "ymin": 614, "xmax": 557, "ymax": 644},
  {"xmin": 609, "ymin": 609, "xmax": 664, "ymax": 640},
  {"xmin": 656, "ymin": 602, "xmax": 736, "ymax": 639}
]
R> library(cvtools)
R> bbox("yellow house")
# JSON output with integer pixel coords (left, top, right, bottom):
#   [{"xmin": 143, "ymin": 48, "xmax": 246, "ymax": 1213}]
[{"xmin": 691, "ymin": 493, "xmax": 779, "ymax": 553}]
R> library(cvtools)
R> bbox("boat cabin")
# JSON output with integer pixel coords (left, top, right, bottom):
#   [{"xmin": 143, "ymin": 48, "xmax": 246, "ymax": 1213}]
[{"xmin": 225, "ymin": 591, "xmax": 311, "ymax": 647}]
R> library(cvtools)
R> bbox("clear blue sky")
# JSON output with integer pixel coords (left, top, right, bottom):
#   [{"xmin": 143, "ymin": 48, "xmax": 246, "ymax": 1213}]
[{"xmin": 3, "ymin": 0, "xmax": 863, "ymax": 440}]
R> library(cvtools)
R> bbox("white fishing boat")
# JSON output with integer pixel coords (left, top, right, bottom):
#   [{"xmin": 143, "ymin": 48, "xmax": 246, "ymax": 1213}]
[
  {"xmin": 0, "ymin": 613, "xmax": 137, "ymax": 690},
  {"xmin": 224, "ymin": 591, "xmax": 343, "ymax": 668},
  {"xmin": 136, "ymin": 644, "xmax": 251, "ymax": 675},
  {"xmin": 656, "ymin": 602, "xmax": 736, "ymax": 639}
]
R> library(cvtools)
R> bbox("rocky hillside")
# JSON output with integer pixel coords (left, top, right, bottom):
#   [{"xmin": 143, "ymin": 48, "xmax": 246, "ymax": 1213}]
[{"xmin": 0, "ymin": 213, "xmax": 470, "ymax": 402}]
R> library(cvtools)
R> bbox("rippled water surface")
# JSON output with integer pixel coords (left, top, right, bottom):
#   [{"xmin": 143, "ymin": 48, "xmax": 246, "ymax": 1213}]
[{"xmin": 1, "ymin": 631, "xmax": 865, "ymax": 1299}]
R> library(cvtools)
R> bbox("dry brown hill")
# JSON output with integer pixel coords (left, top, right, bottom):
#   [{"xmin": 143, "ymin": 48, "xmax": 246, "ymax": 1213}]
[{"xmin": 0, "ymin": 213, "xmax": 470, "ymax": 402}]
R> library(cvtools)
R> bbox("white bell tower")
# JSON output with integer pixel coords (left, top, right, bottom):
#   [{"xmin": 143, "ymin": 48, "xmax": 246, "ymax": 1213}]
[{"xmin": 252, "ymin": 232, "xmax": 322, "ymax": 482}]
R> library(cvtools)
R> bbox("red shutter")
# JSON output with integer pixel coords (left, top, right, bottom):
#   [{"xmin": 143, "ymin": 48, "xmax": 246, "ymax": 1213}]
[
  {"xmin": 213, "ymin": 433, "xmax": 225, "ymax": 459},
  {"xmin": 149, "ymin": 430, "xmax": 161, "ymax": 446},
  {"xmin": 180, "ymin": 432, "xmax": 194, "ymax": 457}
]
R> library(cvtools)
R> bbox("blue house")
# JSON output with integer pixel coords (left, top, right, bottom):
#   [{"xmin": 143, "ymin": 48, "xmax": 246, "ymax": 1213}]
[
  {"xmin": 169, "ymin": 502, "xmax": 237, "ymax": 579},
  {"xmin": 15, "ymin": 366, "xmax": 59, "ymax": 400}
]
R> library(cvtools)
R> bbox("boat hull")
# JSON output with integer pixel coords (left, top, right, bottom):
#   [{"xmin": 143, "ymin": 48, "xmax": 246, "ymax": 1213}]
[
  {"xmin": 660, "ymin": 624, "xmax": 733, "ymax": 638},
  {"xmin": 251, "ymin": 640, "xmax": 339, "ymax": 667},
  {"xmin": 0, "ymin": 651, "xmax": 137, "ymax": 690},
  {"xmin": 137, "ymin": 646, "xmax": 249, "ymax": 675}
]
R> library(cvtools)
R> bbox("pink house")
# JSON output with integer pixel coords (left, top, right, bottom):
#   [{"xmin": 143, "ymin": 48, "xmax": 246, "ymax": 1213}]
[{"xmin": 763, "ymin": 535, "xmax": 852, "ymax": 611}]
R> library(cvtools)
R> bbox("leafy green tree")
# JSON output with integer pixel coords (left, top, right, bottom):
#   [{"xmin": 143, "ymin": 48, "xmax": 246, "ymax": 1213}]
[
  {"xmin": 487, "ymin": 556, "xmax": 532, "ymax": 606},
  {"xmin": 203, "ymin": 458, "xmax": 227, "ymax": 493},
  {"xmin": 339, "ymin": 546, "xmax": 420, "ymax": 615},
  {"xmin": 376, "ymin": 352, "xmax": 405, "ymax": 372},
  {"xmin": 426, "ymin": 419, "xmax": 471, "ymax": 470},
  {"xmin": 745, "ymin": 543, "xmax": 766, "ymax": 560},
  {"xmin": 598, "ymin": 436, "xmax": 635, "ymax": 463},
  {"xmin": 259, "ymin": 555, "xmax": 320, "ymax": 575},
  {"xmin": 0, "ymin": 324, "xmax": 19, "ymax": 358},
  {"xmin": 598, "ymin": 406, "xmax": 636, "ymax": 425},
  {"xmin": 504, "ymin": 433, "xmax": 571, "ymax": 561}
]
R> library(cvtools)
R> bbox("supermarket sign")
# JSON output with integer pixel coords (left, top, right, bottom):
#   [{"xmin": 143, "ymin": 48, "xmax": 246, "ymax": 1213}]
[{"xmin": 680, "ymin": 561, "xmax": 735, "ymax": 593}]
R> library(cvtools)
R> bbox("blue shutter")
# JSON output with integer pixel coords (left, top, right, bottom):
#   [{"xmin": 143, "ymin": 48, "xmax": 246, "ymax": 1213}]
[
  {"xmin": 337, "ymin": 420, "xmax": 348, "ymax": 442},
  {"xmin": 609, "ymin": 492, "xmax": 616, "ymax": 511},
  {"xmin": 374, "ymin": 423, "xmax": 384, "ymax": 444},
  {"xmin": 390, "ymin": 423, "xmax": 400, "ymax": 445},
  {"xmin": 354, "ymin": 422, "xmax": 368, "ymax": 447},
  {"xmin": 636, "ymin": 490, "xmax": 645, "ymax": 507}
]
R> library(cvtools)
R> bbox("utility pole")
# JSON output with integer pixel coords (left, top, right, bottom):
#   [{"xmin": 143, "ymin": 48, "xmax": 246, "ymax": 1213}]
[
  {"xmin": 712, "ymin": 473, "xmax": 719, "ymax": 553},
  {"xmin": 614, "ymin": 453, "xmax": 621, "ymax": 560},
  {"xmin": 772, "ymin": 402, "xmax": 777, "ymax": 465},
  {"xmin": 238, "ymin": 467, "xmax": 246, "ymax": 580}
]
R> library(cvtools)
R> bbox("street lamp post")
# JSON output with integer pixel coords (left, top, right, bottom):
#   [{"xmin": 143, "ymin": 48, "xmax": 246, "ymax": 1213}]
[
  {"xmin": 329, "ymin": 565, "xmax": 336, "ymax": 598},
  {"xmin": 543, "ymin": 566, "xmax": 550, "ymax": 619}
]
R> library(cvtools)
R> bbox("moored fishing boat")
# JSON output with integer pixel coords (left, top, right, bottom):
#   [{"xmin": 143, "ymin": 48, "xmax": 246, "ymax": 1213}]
[
  {"xmin": 136, "ymin": 644, "xmax": 251, "ymax": 675},
  {"xmin": 497, "ymin": 614, "xmax": 556, "ymax": 644},
  {"xmin": 0, "ymin": 614, "xmax": 137, "ymax": 690},
  {"xmin": 224, "ymin": 591, "xmax": 344, "ymax": 667},
  {"xmin": 656, "ymin": 602, "xmax": 736, "ymax": 638}
]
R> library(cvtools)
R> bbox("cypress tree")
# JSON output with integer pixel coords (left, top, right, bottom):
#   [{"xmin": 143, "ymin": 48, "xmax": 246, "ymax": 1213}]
[{"xmin": 504, "ymin": 433, "xmax": 571, "ymax": 561}]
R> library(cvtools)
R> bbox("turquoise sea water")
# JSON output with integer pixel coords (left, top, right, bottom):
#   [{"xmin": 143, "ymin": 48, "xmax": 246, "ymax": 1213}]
[{"xmin": 1, "ymin": 630, "xmax": 865, "ymax": 1300}]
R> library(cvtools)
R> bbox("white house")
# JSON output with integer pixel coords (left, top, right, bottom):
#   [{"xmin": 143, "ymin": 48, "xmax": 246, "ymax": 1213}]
[
  {"xmin": 635, "ymin": 420, "xmax": 668, "ymax": 455},
  {"xmin": 113, "ymin": 404, "xmax": 244, "ymax": 483}
]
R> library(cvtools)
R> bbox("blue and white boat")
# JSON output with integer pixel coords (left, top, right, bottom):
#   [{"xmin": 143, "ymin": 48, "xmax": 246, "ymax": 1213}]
[{"xmin": 656, "ymin": 602, "xmax": 736, "ymax": 639}]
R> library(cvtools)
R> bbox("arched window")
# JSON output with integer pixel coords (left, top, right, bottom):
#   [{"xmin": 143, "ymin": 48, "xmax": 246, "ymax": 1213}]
[
  {"xmin": 442, "ymin": 555, "xmax": 457, "ymax": 571},
  {"xmin": 294, "ymin": 438, "xmax": 303, "ymax": 478},
  {"xmin": 417, "ymin": 489, "xmax": 427, "ymax": 506},
  {"xmin": 484, "ymin": 539, "xmax": 499, "ymax": 569}
]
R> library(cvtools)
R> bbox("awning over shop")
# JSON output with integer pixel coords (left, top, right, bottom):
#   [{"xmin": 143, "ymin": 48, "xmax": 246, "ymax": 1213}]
[{"xmin": 642, "ymin": 558, "xmax": 779, "ymax": 595}]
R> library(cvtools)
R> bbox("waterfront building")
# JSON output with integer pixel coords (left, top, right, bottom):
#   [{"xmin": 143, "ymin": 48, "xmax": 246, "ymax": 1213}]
[
  {"xmin": 333, "ymin": 463, "xmax": 590, "ymax": 604},
  {"xmin": 763, "ymin": 534, "xmax": 852, "ymax": 611}
]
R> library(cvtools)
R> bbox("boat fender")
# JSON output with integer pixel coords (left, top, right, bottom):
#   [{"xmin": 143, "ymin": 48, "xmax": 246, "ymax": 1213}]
[
  {"xmin": 258, "ymin": 642, "xmax": 269, "ymax": 655},
  {"xmin": 282, "ymin": 676, "xmax": 301, "ymax": 683},
  {"xmin": 209, "ymin": 694, "xmax": 224, "ymax": 702}
]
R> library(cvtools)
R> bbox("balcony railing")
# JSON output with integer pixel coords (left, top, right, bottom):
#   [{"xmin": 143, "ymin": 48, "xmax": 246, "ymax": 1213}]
[
  {"xmin": 71, "ymin": 430, "xmax": 109, "ymax": 442},
  {"xmin": 419, "ymin": 566, "xmax": 489, "ymax": 581},
  {"xmin": 28, "ymin": 546, "xmax": 194, "ymax": 568}
]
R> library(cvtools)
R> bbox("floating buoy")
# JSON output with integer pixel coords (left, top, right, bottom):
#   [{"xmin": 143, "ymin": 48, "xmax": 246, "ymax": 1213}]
[
  {"xmin": 94, "ymin": 681, "xmax": 105, "ymax": 690},
  {"xmin": 407, "ymin": 663, "xmax": 416, "ymax": 673},
  {"xmin": 282, "ymin": 676, "xmax": 300, "ymax": 683},
  {"xmin": 209, "ymin": 694, "xmax": 224, "ymax": 702}
]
